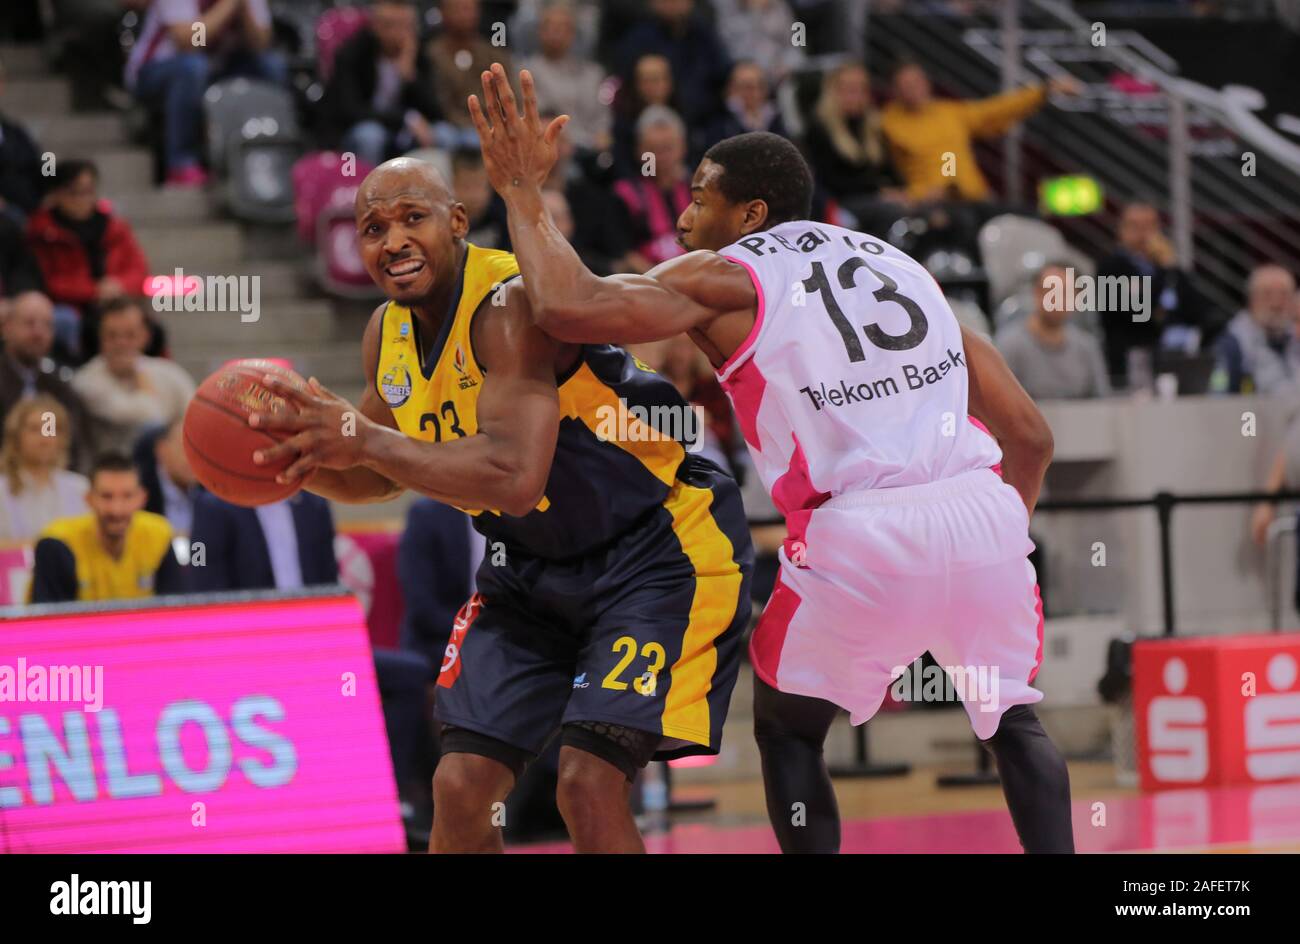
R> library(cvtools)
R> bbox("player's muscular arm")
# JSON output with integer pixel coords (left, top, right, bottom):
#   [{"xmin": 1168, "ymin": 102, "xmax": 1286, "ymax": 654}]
[
  {"xmin": 302, "ymin": 305, "xmax": 406, "ymax": 504},
  {"xmin": 352, "ymin": 288, "xmax": 561, "ymax": 516},
  {"xmin": 255, "ymin": 289, "xmax": 560, "ymax": 514},
  {"xmin": 503, "ymin": 190, "xmax": 754, "ymax": 347},
  {"xmin": 961, "ymin": 325, "xmax": 1054, "ymax": 514}
]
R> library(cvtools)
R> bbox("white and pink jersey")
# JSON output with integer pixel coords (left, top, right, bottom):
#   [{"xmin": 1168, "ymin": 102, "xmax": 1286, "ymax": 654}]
[
  {"xmin": 716, "ymin": 221, "xmax": 1001, "ymax": 521},
  {"xmin": 717, "ymin": 222, "xmax": 1044, "ymax": 735}
]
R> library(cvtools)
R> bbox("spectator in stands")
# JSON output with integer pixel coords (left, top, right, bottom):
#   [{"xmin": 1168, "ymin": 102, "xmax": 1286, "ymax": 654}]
[
  {"xmin": 0, "ymin": 291, "xmax": 94, "ymax": 471},
  {"xmin": 428, "ymin": 0, "xmax": 514, "ymax": 131},
  {"xmin": 71, "ymin": 297, "xmax": 196, "ymax": 456},
  {"xmin": 0, "ymin": 395, "xmax": 89, "ymax": 543},
  {"xmin": 1213, "ymin": 264, "xmax": 1299, "ymax": 394},
  {"xmin": 0, "ymin": 56, "xmax": 45, "ymax": 223},
  {"xmin": 519, "ymin": 0, "xmax": 611, "ymax": 152},
  {"xmin": 615, "ymin": 0, "xmax": 730, "ymax": 135},
  {"xmin": 28, "ymin": 451, "xmax": 184, "ymax": 603},
  {"xmin": 1251, "ymin": 419, "xmax": 1300, "ymax": 549},
  {"xmin": 510, "ymin": 0, "xmax": 602, "ymax": 60},
  {"xmin": 25, "ymin": 159, "xmax": 150, "ymax": 363},
  {"xmin": 804, "ymin": 61, "xmax": 909, "ymax": 235},
  {"xmin": 124, "ymin": 0, "xmax": 288, "ymax": 187},
  {"xmin": 996, "ymin": 262, "xmax": 1111, "ymax": 400},
  {"xmin": 188, "ymin": 489, "xmax": 337, "ymax": 592},
  {"xmin": 700, "ymin": 61, "xmax": 787, "ymax": 150},
  {"xmin": 540, "ymin": 110, "xmax": 633, "ymax": 275},
  {"xmin": 613, "ymin": 105, "xmax": 691, "ymax": 270},
  {"xmin": 709, "ymin": 0, "xmax": 805, "ymax": 86},
  {"xmin": 0, "ymin": 212, "xmax": 42, "ymax": 298},
  {"xmin": 881, "ymin": 61, "xmax": 1080, "ymax": 205},
  {"xmin": 133, "ymin": 419, "xmax": 198, "ymax": 536},
  {"xmin": 1251, "ymin": 324, "xmax": 1300, "ymax": 550},
  {"xmin": 612, "ymin": 53, "xmax": 677, "ymax": 177},
  {"xmin": 322, "ymin": 0, "xmax": 446, "ymax": 168},
  {"xmin": 1096, "ymin": 201, "xmax": 1210, "ymax": 385},
  {"xmin": 453, "ymin": 149, "xmax": 508, "ymax": 248}
]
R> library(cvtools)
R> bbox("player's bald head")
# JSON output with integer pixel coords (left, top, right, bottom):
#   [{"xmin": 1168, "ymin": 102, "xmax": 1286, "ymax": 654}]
[{"xmin": 356, "ymin": 157, "xmax": 454, "ymax": 216}]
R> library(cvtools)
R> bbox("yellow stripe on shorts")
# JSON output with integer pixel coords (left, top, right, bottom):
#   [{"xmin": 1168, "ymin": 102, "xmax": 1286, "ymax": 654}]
[{"xmin": 660, "ymin": 481, "xmax": 745, "ymax": 745}]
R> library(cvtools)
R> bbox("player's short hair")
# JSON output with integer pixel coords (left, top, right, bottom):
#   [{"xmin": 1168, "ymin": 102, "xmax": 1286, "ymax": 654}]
[
  {"xmin": 702, "ymin": 131, "xmax": 813, "ymax": 227},
  {"xmin": 90, "ymin": 451, "xmax": 138, "ymax": 483}
]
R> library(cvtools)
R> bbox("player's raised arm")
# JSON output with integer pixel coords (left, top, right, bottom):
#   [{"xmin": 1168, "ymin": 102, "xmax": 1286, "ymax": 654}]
[
  {"xmin": 961, "ymin": 324, "xmax": 1054, "ymax": 514},
  {"xmin": 468, "ymin": 65, "xmax": 753, "ymax": 346}
]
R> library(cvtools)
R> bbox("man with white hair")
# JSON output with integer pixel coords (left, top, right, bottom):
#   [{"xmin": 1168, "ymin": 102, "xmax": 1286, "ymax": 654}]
[
  {"xmin": 1213, "ymin": 264, "xmax": 1299, "ymax": 394},
  {"xmin": 0, "ymin": 291, "xmax": 94, "ymax": 471},
  {"xmin": 612, "ymin": 105, "xmax": 692, "ymax": 269}
]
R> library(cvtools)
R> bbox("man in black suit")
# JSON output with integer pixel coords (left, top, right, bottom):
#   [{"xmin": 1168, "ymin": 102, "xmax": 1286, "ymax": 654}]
[
  {"xmin": 133, "ymin": 420, "xmax": 199, "ymax": 535},
  {"xmin": 188, "ymin": 488, "xmax": 338, "ymax": 592},
  {"xmin": 320, "ymin": 0, "xmax": 444, "ymax": 167},
  {"xmin": 1096, "ymin": 201, "xmax": 1213, "ymax": 386}
]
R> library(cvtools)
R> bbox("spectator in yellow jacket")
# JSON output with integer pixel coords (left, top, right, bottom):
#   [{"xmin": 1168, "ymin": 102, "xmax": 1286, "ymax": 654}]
[
  {"xmin": 28, "ymin": 452, "xmax": 184, "ymax": 604},
  {"xmin": 881, "ymin": 62, "xmax": 1081, "ymax": 203}
]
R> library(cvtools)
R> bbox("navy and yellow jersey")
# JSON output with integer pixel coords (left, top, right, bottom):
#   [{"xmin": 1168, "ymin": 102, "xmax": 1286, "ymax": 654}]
[{"xmin": 375, "ymin": 243, "xmax": 700, "ymax": 561}]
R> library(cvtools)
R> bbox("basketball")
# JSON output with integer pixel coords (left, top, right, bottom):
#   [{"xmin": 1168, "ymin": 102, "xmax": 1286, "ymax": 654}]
[{"xmin": 182, "ymin": 359, "xmax": 309, "ymax": 507}]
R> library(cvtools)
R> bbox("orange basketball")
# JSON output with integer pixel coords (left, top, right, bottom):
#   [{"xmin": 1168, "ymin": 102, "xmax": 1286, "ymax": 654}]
[{"xmin": 182, "ymin": 359, "xmax": 309, "ymax": 507}]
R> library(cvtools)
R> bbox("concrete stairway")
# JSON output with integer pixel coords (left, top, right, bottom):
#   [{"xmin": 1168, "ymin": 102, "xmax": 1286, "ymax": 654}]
[{"xmin": 4, "ymin": 44, "xmax": 406, "ymax": 524}]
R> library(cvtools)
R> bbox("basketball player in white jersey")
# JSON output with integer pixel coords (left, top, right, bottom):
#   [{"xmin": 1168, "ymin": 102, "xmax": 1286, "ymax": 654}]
[{"xmin": 471, "ymin": 65, "xmax": 1073, "ymax": 853}]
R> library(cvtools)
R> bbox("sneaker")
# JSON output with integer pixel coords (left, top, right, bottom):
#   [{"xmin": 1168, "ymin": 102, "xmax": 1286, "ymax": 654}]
[{"xmin": 165, "ymin": 166, "xmax": 209, "ymax": 188}]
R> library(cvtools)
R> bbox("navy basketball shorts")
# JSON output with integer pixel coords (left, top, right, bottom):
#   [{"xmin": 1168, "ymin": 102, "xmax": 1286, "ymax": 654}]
[{"xmin": 435, "ymin": 460, "xmax": 754, "ymax": 764}]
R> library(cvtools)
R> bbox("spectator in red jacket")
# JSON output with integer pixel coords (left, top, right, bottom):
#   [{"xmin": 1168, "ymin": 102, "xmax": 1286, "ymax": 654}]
[{"xmin": 25, "ymin": 159, "xmax": 150, "ymax": 364}]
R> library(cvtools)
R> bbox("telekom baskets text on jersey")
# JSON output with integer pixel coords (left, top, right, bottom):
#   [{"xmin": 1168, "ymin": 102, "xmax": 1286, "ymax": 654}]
[{"xmin": 715, "ymin": 221, "xmax": 1003, "ymax": 514}]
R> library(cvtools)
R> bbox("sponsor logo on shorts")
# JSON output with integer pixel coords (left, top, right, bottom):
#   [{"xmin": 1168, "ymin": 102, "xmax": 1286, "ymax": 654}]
[
  {"xmin": 380, "ymin": 364, "xmax": 413, "ymax": 407},
  {"xmin": 439, "ymin": 593, "xmax": 484, "ymax": 689}
]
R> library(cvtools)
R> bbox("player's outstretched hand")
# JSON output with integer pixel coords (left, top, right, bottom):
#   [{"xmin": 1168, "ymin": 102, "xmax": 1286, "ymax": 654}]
[
  {"xmin": 468, "ymin": 63, "xmax": 569, "ymax": 196},
  {"xmin": 248, "ymin": 376, "xmax": 369, "ymax": 483}
]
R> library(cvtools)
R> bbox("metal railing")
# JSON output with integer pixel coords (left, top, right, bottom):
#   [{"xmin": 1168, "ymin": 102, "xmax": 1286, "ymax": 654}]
[
  {"xmin": 864, "ymin": 2, "xmax": 1300, "ymax": 320},
  {"xmin": 1035, "ymin": 488, "xmax": 1300, "ymax": 636}
]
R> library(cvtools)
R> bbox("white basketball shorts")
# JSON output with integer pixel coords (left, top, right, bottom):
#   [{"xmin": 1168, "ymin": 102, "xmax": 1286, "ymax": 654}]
[{"xmin": 750, "ymin": 468, "xmax": 1044, "ymax": 740}]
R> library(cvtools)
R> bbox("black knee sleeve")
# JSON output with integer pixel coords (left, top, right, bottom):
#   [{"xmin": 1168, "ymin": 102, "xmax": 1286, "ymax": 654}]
[
  {"xmin": 561, "ymin": 721, "xmax": 660, "ymax": 782},
  {"xmin": 440, "ymin": 725, "xmax": 532, "ymax": 781}
]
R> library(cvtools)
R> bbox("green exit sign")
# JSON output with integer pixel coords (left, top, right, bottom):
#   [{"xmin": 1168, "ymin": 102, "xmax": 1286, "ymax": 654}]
[{"xmin": 1039, "ymin": 175, "xmax": 1103, "ymax": 216}]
